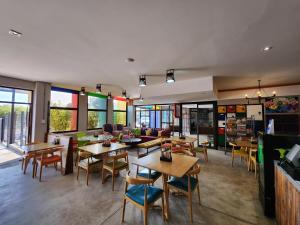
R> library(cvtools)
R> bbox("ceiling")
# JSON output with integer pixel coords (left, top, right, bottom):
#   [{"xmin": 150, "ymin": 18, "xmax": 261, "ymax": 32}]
[{"xmin": 0, "ymin": 0, "xmax": 300, "ymax": 99}]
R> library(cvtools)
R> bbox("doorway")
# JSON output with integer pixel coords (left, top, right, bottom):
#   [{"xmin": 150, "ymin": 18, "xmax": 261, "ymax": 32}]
[
  {"xmin": 181, "ymin": 102, "xmax": 217, "ymax": 148},
  {"xmin": 0, "ymin": 87, "xmax": 32, "ymax": 147}
]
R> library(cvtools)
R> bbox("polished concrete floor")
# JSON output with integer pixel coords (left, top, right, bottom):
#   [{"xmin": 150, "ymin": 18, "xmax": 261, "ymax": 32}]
[{"xmin": 0, "ymin": 149, "xmax": 275, "ymax": 225}]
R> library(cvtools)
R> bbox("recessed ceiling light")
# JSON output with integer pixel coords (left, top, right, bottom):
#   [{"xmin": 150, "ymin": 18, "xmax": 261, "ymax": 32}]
[
  {"xmin": 9, "ymin": 29, "xmax": 22, "ymax": 37},
  {"xmin": 262, "ymin": 46, "xmax": 273, "ymax": 52},
  {"xmin": 126, "ymin": 58, "xmax": 135, "ymax": 62}
]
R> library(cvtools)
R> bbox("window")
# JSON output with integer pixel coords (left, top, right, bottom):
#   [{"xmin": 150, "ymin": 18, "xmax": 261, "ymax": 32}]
[
  {"xmin": 50, "ymin": 87, "xmax": 78, "ymax": 132},
  {"xmin": 87, "ymin": 93, "xmax": 107, "ymax": 129},
  {"xmin": 113, "ymin": 98, "xmax": 127, "ymax": 126},
  {"xmin": 135, "ymin": 104, "xmax": 174, "ymax": 129},
  {"xmin": 0, "ymin": 87, "xmax": 32, "ymax": 146}
]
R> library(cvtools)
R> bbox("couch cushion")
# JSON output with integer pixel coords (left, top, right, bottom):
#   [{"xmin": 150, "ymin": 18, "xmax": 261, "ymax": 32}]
[
  {"xmin": 126, "ymin": 185, "xmax": 163, "ymax": 206},
  {"xmin": 152, "ymin": 129, "xmax": 158, "ymax": 137},
  {"xmin": 167, "ymin": 175, "xmax": 198, "ymax": 192},
  {"xmin": 146, "ymin": 129, "xmax": 152, "ymax": 136},
  {"xmin": 141, "ymin": 128, "xmax": 146, "ymax": 135}
]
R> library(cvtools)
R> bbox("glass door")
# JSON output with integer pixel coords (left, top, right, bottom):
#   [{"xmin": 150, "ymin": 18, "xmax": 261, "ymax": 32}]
[
  {"xmin": 0, "ymin": 87, "xmax": 32, "ymax": 147},
  {"xmin": 197, "ymin": 103, "xmax": 215, "ymax": 147}
]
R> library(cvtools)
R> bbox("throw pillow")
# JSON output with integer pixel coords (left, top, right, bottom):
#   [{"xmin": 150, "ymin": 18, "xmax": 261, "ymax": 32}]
[
  {"xmin": 152, "ymin": 129, "xmax": 158, "ymax": 137},
  {"xmin": 146, "ymin": 129, "xmax": 152, "ymax": 136},
  {"xmin": 158, "ymin": 130, "xmax": 163, "ymax": 137}
]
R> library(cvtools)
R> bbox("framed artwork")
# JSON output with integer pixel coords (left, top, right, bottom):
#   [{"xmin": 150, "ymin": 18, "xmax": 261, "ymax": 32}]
[
  {"xmin": 218, "ymin": 106, "xmax": 226, "ymax": 113},
  {"xmin": 265, "ymin": 97, "xmax": 299, "ymax": 113},
  {"xmin": 236, "ymin": 105, "xmax": 246, "ymax": 113},
  {"xmin": 226, "ymin": 105, "xmax": 236, "ymax": 113}
]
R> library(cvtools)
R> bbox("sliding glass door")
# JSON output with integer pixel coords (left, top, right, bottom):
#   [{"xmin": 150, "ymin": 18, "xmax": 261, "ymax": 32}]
[{"xmin": 0, "ymin": 87, "xmax": 32, "ymax": 147}]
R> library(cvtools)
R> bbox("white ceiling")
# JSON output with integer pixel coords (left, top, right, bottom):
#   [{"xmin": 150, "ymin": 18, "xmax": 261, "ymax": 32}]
[{"xmin": 0, "ymin": 0, "xmax": 300, "ymax": 99}]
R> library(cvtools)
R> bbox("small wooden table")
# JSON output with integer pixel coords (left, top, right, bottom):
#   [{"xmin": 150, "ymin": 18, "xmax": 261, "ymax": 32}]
[
  {"xmin": 168, "ymin": 136, "xmax": 198, "ymax": 153},
  {"xmin": 20, "ymin": 143, "xmax": 63, "ymax": 178},
  {"xmin": 133, "ymin": 151, "xmax": 199, "ymax": 219}
]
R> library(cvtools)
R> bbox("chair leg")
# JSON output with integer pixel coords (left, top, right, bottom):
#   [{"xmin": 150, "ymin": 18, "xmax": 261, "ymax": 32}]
[
  {"xmin": 101, "ymin": 168, "xmax": 105, "ymax": 184},
  {"xmin": 112, "ymin": 170, "xmax": 115, "ymax": 191},
  {"xmin": 24, "ymin": 158, "xmax": 30, "ymax": 174},
  {"xmin": 188, "ymin": 191, "xmax": 193, "ymax": 222},
  {"xmin": 39, "ymin": 164, "xmax": 43, "ymax": 182},
  {"xmin": 34, "ymin": 163, "xmax": 38, "ymax": 178},
  {"xmin": 248, "ymin": 159, "xmax": 251, "ymax": 171},
  {"xmin": 77, "ymin": 165, "xmax": 80, "ymax": 180},
  {"xmin": 197, "ymin": 185, "xmax": 201, "ymax": 205},
  {"xmin": 143, "ymin": 207, "xmax": 148, "ymax": 225},
  {"xmin": 21, "ymin": 158, "xmax": 24, "ymax": 170},
  {"xmin": 121, "ymin": 198, "xmax": 126, "ymax": 222},
  {"xmin": 86, "ymin": 167, "xmax": 89, "ymax": 186},
  {"xmin": 254, "ymin": 162, "xmax": 257, "ymax": 178},
  {"xmin": 231, "ymin": 155, "xmax": 234, "ymax": 167}
]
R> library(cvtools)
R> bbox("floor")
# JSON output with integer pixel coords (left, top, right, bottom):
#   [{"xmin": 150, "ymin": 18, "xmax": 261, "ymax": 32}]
[
  {"xmin": 0, "ymin": 149, "xmax": 275, "ymax": 225},
  {"xmin": 0, "ymin": 148, "xmax": 21, "ymax": 165}
]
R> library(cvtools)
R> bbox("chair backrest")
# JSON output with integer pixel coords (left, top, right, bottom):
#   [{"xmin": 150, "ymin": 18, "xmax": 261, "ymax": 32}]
[
  {"xmin": 103, "ymin": 124, "xmax": 113, "ymax": 134},
  {"xmin": 126, "ymin": 172, "xmax": 153, "ymax": 185},
  {"xmin": 187, "ymin": 164, "xmax": 201, "ymax": 176},
  {"xmin": 40, "ymin": 147, "xmax": 62, "ymax": 159}
]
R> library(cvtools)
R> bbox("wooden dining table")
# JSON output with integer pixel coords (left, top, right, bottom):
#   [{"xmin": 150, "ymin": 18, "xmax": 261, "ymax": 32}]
[
  {"xmin": 132, "ymin": 151, "xmax": 199, "ymax": 219},
  {"xmin": 20, "ymin": 143, "xmax": 64, "ymax": 178},
  {"xmin": 78, "ymin": 142, "xmax": 128, "ymax": 156}
]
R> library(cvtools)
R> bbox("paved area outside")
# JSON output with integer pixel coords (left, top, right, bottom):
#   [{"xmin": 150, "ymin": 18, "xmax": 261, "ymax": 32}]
[{"xmin": 0, "ymin": 149, "xmax": 275, "ymax": 225}]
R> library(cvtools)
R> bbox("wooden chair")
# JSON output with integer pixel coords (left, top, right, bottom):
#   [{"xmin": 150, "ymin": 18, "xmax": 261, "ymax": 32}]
[
  {"xmin": 34, "ymin": 147, "xmax": 63, "ymax": 182},
  {"xmin": 21, "ymin": 142, "xmax": 41, "ymax": 175},
  {"xmin": 248, "ymin": 148, "xmax": 258, "ymax": 177},
  {"xmin": 230, "ymin": 142, "xmax": 248, "ymax": 167},
  {"xmin": 77, "ymin": 150, "xmax": 102, "ymax": 186},
  {"xmin": 167, "ymin": 164, "xmax": 201, "ymax": 222},
  {"xmin": 122, "ymin": 172, "xmax": 164, "ymax": 225},
  {"xmin": 194, "ymin": 141, "xmax": 209, "ymax": 163},
  {"xmin": 102, "ymin": 152, "xmax": 129, "ymax": 191}
]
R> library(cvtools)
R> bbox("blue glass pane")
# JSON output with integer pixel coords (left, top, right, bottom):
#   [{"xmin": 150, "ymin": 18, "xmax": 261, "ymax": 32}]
[
  {"xmin": 150, "ymin": 111, "xmax": 155, "ymax": 128},
  {"xmin": 88, "ymin": 96, "xmax": 107, "ymax": 110},
  {"xmin": 156, "ymin": 111, "xmax": 161, "ymax": 128}
]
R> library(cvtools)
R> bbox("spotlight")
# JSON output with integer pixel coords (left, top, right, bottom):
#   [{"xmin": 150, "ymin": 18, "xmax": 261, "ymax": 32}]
[
  {"xmin": 96, "ymin": 84, "xmax": 102, "ymax": 93},
  {"xmin": 107, "ymin": 92, "xmax": 112, "ymax": 99},
  {"xmin": 139, "ymin": 75, "xmax": 146, "ymax": 86},
  {"xmin": 80, "ymin": 87, "xmax": 86, "ymax": 96},
  {"xmin": 122, "ymin": 90, "xmax": 127, "ymax": 98},
  {"xmin": 166, "ymin": 69, "xmax": 175, "ymax": 83}
]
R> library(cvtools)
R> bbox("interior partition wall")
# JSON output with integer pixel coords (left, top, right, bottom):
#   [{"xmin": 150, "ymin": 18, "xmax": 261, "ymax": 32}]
[{"xmin": 0, "ymin": 86, "xmax": 33, "ymax": 147}]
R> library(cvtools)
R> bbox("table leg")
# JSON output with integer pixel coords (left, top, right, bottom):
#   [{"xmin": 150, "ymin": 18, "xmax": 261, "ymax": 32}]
[
  {"xmin": 32, "ymin": 154, "xmax": 36, "ymax": 179},
  {"xmin": 162, "ymin": 173, "xmax": 169, "ymax": 220}
]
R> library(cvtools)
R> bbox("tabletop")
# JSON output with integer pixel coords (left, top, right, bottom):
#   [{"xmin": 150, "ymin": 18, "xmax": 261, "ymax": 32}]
[
  {"xmin": 20, "ymin": 143, "xmax": 63, "ymax": 153},
  {"xmin": 133, "ymin": 151, "xmax": 199, "ymax": 177},
  {"xmin": 168, "ymin": 136, "xmax": 197, "ymax": 143},
  {"xmin": 77, "ymin": 134, "xmax": 113, "ymax": 143},
  {"xmin": 78, "ymin": 142, "xmax": 128, "ymax": 155}
]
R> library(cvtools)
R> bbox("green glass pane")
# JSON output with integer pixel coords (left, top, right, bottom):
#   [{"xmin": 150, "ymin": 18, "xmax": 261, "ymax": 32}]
[{"xmin": 88, "ymin": 111, "xmax": 106, "ymax": 129}]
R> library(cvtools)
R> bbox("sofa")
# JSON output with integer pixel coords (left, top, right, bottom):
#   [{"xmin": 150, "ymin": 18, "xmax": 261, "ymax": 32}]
[{"xmin": 133, "ymin": 128, "xmax": 171, "ymax": 143}]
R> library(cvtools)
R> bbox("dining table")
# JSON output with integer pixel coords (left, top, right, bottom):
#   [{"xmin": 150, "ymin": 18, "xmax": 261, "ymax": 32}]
[
  {"xmin": 20, "ymin": 143, "xmax": 64, "ymax": 178},
  {"xmin": 132, "ymin": 151, "xmax": 199, "ymax": 219},
  {"xmin": 78, "ymin": 142, "xmax": 128, "ymax": 156},
  {"xmin": 77, "ymin": 134, "xmax": 113, "ymax": 144}
]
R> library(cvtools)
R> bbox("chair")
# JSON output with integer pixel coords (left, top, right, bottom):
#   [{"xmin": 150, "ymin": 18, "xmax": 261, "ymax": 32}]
[
  {"xmin": 21, "ymin": 142, "xmax": 41, "ymax": 176},
  {"xmin": 171, "ymin": 140, "xmax": 192, "ymax": 155},
  {"xmin": 34, "ymin": 147, "xmax": 63, "ymax": 182},
  {"xmin": 167, "ymin": 164, "xmax": 201, "ymax": 222},
  {"xmin": 248, "ymin": 148, "xmax": 258, "ymax": 177},
  {"xmin": 102, "ymin": 152, "xmax": 129, "ymax": 191},
  {"xmin": 230, "ymin": 142, "xmax": 248, "ymax": 167},
  {"xmin": 136, "ymin": 153, "xmax": 161, "ymax": 185},
  {"xmin": 194, "ymin": 141, "xmax": 209, "ymax": 163},
  {"xmin": 74, "ymin": 132, "xmax": 90, "ymax": 166},
  {"xmin": 122, "ymin": 172, "xmax": 164, "ymax": 225},
  {"xmin": 77, "ymin": 150, "xmax": 102, "ymax": 186}
]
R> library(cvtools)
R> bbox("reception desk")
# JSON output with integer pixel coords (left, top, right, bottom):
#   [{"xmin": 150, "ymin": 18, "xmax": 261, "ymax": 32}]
[{"xmin": 275, "ymin": 163, "xmax": 300, "ymax": 225}]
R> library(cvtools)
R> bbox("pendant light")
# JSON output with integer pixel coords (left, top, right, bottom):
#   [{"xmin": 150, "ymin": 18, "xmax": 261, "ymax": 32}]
[
  {"xmin": 122, "ymin": 90, "xmax": 127, "ymax": 98},
  {"xmin": 139, "ymin": 75, "xmax": 147, "ymax": 86},
  {"xmin": 96, "ymin": 84, "xmax": 102, "ymax": 93},
  {"xmin": 107, "ymin": 92, "xmax": 112, "ymax": 99}
]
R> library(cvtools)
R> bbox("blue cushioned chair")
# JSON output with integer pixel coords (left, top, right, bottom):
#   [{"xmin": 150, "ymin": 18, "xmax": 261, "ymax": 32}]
[
  {"xmin": 167, "ymin": 164, "xmax": 201, "ymax": 222},
  {"xmin": 122, "ymin": 172, "xmax": 165, "ymax": 225}
]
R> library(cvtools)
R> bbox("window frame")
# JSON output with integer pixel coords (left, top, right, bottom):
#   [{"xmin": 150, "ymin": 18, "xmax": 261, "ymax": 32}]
[
  {"xmin": 113, "ymin": 97, "xmax": 127, "ymax": 126},
  {"xmin": 49, "ymin": 86, "xmax": 79, "ymax": 133},
  {"xmin": 87, "ymin": 93, "xmax": 108, "ymax": 130}
]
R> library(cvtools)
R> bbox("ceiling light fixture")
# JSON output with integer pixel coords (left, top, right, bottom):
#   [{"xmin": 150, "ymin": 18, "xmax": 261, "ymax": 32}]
[
  {"xmin": 139, "ymin": 75, "xmax": 147, "ymax": 86},
  {"xmin": 96, "ymin": 84, "xmax": 102, "ymax": 93},
  {"xmin": 122, "ymin": 90, "xmax": 127, "ymax": 98},
  {"xmin": 126, "ymin": 58, "xmax": 135, "ymax": 62},
  {"xmin": 107, "ymin": 92, "xmax": 112, "ymax": 99},
  {"xmin": 244, "ymin": 80, "xmax": 276, "ymax": 104},
  {"xmin": 9, "ymin": 29, "xmax": 22, "ymax": 37},
  {"xmin": 166, "ymin": 69, "xmax": 175, "ymax": 83},
  {"xmin": 80, "ymin": 87, "xmax": 86, "ymax": 96},
  {"xmin": 262, "ymin": 46, "xmax": 273, "ymax": 52}
]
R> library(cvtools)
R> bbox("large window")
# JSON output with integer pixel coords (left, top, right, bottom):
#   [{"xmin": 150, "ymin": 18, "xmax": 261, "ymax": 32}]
[
  {"xmin": 87, "ymin": 93, "xmax": 107, "ymax": 129},
  {"xmin": 113, "ymin": 98, "xmax": 127, "ymax": 126},
  {"xmin": 0, "ymin": 87, "xmax": 32, "ymax": 146},
  {"xmin": 135, "ymin": 104, "xmax": 174, "ymax": 129},
  {"xmin": 50, "ymin": 87, "xmax": 78, "ymax": 132}
]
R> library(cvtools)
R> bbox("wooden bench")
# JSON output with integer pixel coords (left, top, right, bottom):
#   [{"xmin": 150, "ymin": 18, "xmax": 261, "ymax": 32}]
[{"xmin": 137, "ymin": 138, "xmax": 163, "ymax": 158}]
